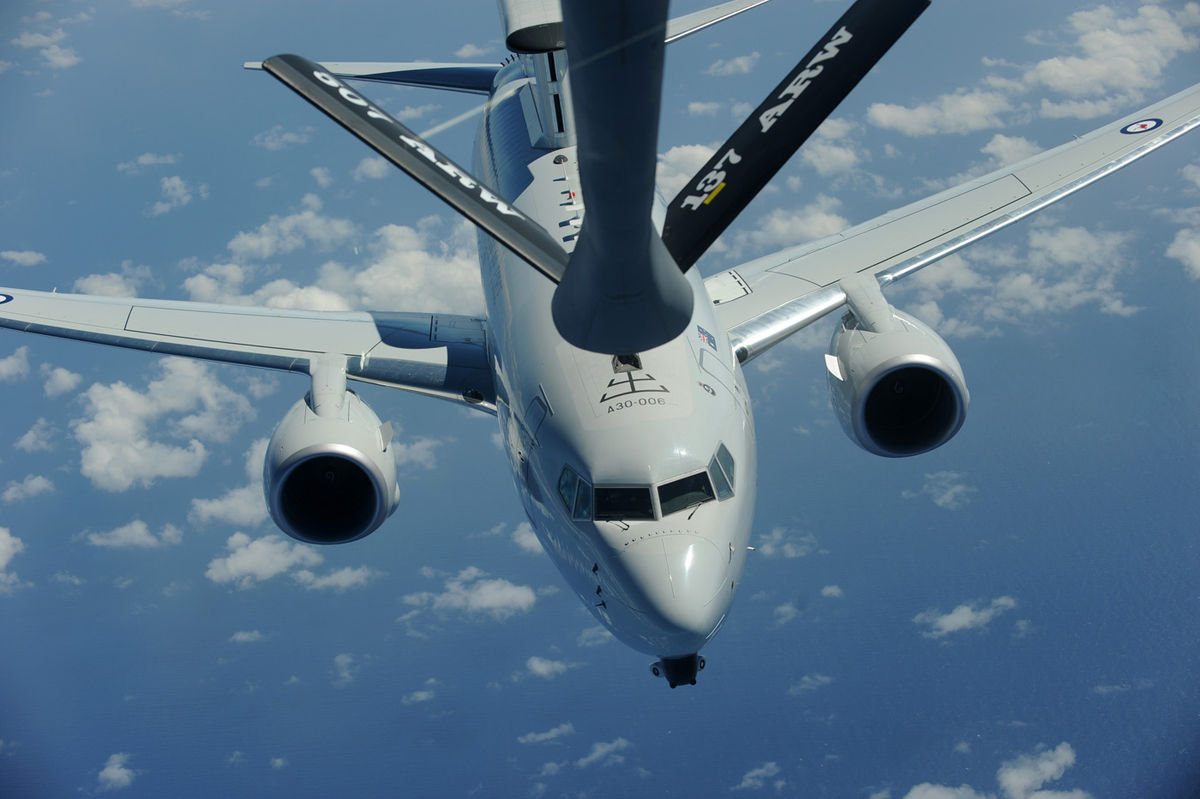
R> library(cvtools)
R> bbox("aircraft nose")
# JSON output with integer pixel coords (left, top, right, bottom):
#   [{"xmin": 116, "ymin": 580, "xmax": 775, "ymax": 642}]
[{"xmin": 620, "ymin": 534, "xmax": 729, "ymax": 648}]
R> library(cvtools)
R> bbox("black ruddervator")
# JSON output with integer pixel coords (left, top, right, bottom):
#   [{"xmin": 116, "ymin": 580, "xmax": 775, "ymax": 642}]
[{"xmin": 263, "ymin": 0, "xmax": 929, "ymax": 363}]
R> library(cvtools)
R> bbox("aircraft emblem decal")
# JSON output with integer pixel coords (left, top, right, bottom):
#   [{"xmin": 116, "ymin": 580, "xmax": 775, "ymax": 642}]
[
  {"xmin": 697, "ymin": 325, "xmax": 717, "ymax": 351},
  {"xmin": 600, "ymin": 371, "xmax": 671, "ymax": 404},
  {"xmin": 1121, "ymin": 118, "xmax": 1163, "ymax": 134},
  {"xmin": 0, "ymin": 294, "xmax": 12, "ymax": 304}
]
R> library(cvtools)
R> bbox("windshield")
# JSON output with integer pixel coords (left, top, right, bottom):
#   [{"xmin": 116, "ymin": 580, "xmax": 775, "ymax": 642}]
[
  {"xmin": 657, "ymin": 471, "xmax": 716, "ymax": 516},
  {"xmin": 594, "ymin": 486, "xmax": 655, "ymax": 520}
]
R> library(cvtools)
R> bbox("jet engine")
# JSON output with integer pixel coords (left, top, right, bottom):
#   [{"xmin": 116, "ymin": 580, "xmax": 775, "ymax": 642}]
[
  {"xmin": 826, "ymin": 302, "xmax": 968, "ymax": 458},
  {"xmin": 264, "ymin": 388, "xmax": 400, "ymax": 545}
]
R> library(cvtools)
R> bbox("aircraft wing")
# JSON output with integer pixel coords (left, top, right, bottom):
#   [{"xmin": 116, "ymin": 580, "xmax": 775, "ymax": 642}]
[
  {"xmin": 706, "ymin": 81, "xmax": 1200, "ymax": 362},
  {"xmin": 0, "ymin": 288, "xmax": 495, "ymax": 409}
]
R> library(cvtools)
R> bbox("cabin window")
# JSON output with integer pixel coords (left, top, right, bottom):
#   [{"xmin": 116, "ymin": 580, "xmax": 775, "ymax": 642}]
[
  {"xmin": 658, "ymin": 471, "xmax": 716, "ymax": 516},
  {"xmin": 710, "ymin": 443, "xmax": 735, "ymax": 501},
  {"xmin": 557, "ymin": 466, "xmax": 593, "ymax": 521},
  {"xmin": 594, "ymin": 486, "xmax": 655, "ymax": 521}
]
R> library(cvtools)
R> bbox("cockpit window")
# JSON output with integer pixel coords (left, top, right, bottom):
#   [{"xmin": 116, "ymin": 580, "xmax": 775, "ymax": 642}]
[
  {"xmin": 658, "ymin": 471, "xmax": 716, "ymax": 516},
  {"xmin": 558, "ymin": 466, "xmax": 593, "ymax": 521},
  {"xmin": 710, "ymin": 443, "xmax": 735, "ymax": 501},
  {"xmin": 594, "ymin": 486, "xmax": 655, "ymax": 521}
]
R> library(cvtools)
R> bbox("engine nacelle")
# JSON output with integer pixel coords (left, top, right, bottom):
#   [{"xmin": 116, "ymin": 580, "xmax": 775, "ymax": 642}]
[
  {"xmin": 264, "ymin": 391, "xmax": 400, "ymax": 545},
  {"xmin": 826, "ymin": 308, "xmax": 969, "ymax": 457}
]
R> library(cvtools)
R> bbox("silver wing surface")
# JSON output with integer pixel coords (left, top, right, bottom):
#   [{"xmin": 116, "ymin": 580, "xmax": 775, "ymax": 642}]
[
  {"xmin": 707, "ymin": 82, "xmax": 1200, "ymax": 362},
  {"xmin": 0, "ymin": 289, "xmax": 494, "ymax": 410}
]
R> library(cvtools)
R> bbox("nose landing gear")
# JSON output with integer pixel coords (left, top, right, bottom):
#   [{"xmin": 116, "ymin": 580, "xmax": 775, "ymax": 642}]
[{"xmin": 650, "ymin": 654, "xmax": 706, "ymax": 688}]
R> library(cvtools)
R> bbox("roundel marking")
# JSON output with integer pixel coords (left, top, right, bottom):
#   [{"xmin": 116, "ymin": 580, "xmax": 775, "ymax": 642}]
[
  {"xmin": 1120, "ymin": 118, "xmax": 1162, "ymax": 135},
  {"xmin": 0, "ymin": 293, "xmax": 13, "ymax": 304}
]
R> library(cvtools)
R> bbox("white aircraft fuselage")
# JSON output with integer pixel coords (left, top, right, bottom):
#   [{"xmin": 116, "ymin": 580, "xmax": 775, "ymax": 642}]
[{"xmin": 473, "ymin": 55, "xmax": 756, "ymax": 660}]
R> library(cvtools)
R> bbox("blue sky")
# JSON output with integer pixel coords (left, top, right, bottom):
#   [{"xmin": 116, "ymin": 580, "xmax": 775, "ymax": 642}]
[{"xmin": 1, "ymin": 0, "xmax": 1198, "ymax": 796}]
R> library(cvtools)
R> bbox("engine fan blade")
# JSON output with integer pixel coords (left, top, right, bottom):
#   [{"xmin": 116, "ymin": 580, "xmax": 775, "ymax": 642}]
[
  {"xmin": 551, "ymin": 0, "xmax": 695, "ymax": 355},
  {"xmin": 661, "ymin": 0, "xmax": 929, "ymax": 270},
  {"xmin": 263, "ymin": 53, "xmax": 569, "ymax": 284}
]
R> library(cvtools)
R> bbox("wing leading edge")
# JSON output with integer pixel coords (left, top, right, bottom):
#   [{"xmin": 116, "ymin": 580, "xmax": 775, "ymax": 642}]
[
  {"xmin": 707, "ymin": 81, "xmax": 1200, "ymax": 362},
  {"xmin": 0, "ymin": 289, "xmax": 496, "ymax": 410}
]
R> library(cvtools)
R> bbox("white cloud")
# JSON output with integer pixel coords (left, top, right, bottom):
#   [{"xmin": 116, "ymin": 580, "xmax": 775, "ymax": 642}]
[
  {"xmin": 403, "ymin": 565, "xmax": 536, "ymax": 621},
  {"xmin": 575, "ymin": 738, "xmax": 631, "ymax": 768},
  {"xmin": 903, "ymin": 742, "xmax": 1091, "ymax": 799},
  {"xmin": 773, "ymin": 602, "xmax": 799, "ymax": 625},
  {"xmin": 732, "ymin": 761, "xmax": 781, "ymax": 790},
  {"xmin": 394, "ymin": 103, "xmax": 441, "ymax": 122},
  {"xmin": 229, "ymin": 630, "xmax": 263, "ymax": 643},
  {"xmin": 731, "ymin": 194, "xmax": 849, "ymax": 256},
  {"xmin": 1166, "ymin": 227, "xmax": 1200, "ymax": 279},
  {"xmin": 73, "ymin": 261, "xmax": 151, "ymax": 298},
  {"xmin": 189, "ymin": 438, "xmax": 269, "ymax": 528},
  {"xmin": 0, "ymin": 527, "xmax": 29, "ymax": 596},
  {"xmin": 87, "ymin": 520, "xmax": 183, "ymax": 549},
  {"xmin": 40, "ymin": 44, "xmax": 81, "ymax": 69},
  {"xmin": 72, "ymin": 358, "xmax": 254, "ymax": 492},
  {"xmin": 11, "ymin": 29, "xmax": 66, "ymax": 48},
  {"xmin": 800, "ymin": 118, "xmax": 863, "ymax": 177},
  {"xmin": 352, "ymin": 156, "xmax": 390, "ymax": 181},
  {"xmin": 116, "ymin": 152, "xmax": 177, "ymax": 174},
  {"xmin": 787, "ymin": 673, "xmax": 833, "ymax": 696},
  {"xmin": 903, "ymin": 471, "xmax": 977, "ymax": 510},
  {"xmin": 821, "ymin": 585, "xmax": 843, "ymax": 598},
  {"xmin": 15, "ymin": 417, "xmax": 53, "ymax": 452},
  {"xmin": 293, "ymin": 566, "xmax": 381, "ymax": 592},
  {"xmin": 269, "ymin": 756, "xmax": 289, "ymax": 769},
  {"xmin": 518, "ymin": 723, "xmax": 575, "ymax": 745},
  {"xmin": 868, "ymin": 90, "xmax": 1013, "ymax": 136},
  {"xmin": 576, "ymin": 626, "xmax": 613, "ymax": 647},
  {"xmin": 454, "ymin": 43, "xmax": 492, "ymax": 58},
  {"xmin": 97, "ymin": 752, "xmax": 136, "ymax": 791},
  {"xmin": 511, "ymin": 522, "xmax": 543, "ymax": 554},
  {"xmin": 310, "ymin": 167, "xmax": 333, "ymax": 188},
  {"xmin": 204, "ymin": 533, "xmax": 322, "ymax": 589},
  {"xmin": 2, "ymin": 474, "xmax": 53, "ymax": 503},
  {"xmin": 1, "ymin": 250, "xmax": 47, "ymax": 266},
  {"xmin": 523, "ymin": 656, "xmax": 573, "ymax": 680},
  {"xmin": 657, "ymin": 144, "xmax": 715, "ymax": 198},
  {"xmin": 755, "ymin": 526, "xmax": 819, "ymax": 559},
  {"xmin": 333, "ymin": 653, "xmax": 358, "ymax": 686},
  {"xmin": 0, "ymin": 346, "xmax": 30, "ymax": 381},
  {"xmin": 251, "ymin": 125, "xmax": 313, "ymax": 150},
  {"xmin": 148, "ymin": 175, "xmax": 204, "ymax": 216},
  {"xmin": 914, "ymin": 596, "xmax": 1018, "ymax": 638},
  {"xmin": 42, "ymin": 365, "xmax": 81, "ymax": 397},
  {"xmin": 706, "ymin": 52, "xmax": 759, "ymax": 77},
  {"xmin": 687, "ymin": 101, "xmax": 722, "ymax": 117},
  {"xmin": 226, "ymin": 194, "xmax": 356, "ymax": 261},
  {"xmin": 401, "ymin": 679, "xmax": 438, "ymax": 705}
]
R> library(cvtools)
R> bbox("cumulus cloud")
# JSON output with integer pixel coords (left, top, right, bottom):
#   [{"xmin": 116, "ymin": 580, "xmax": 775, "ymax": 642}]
[
  {"xmin": 755, "ymin": 526, "xmax": 820, "ymax": 559},
  {"xmin": 86, "ymin": 520, "xmax": 183, "ymax": 549},
  {"xmin": 1, "ymin": 250, "xmax": 47, "ymax": 266},
  {"xmin": 252, "ymin": 125, "xmax": 313, "ymax": 150},
  {"xmin": 511, "ymin": 522, "xmax": 543, "ymax": 554},
  {"xmin": 310, "ymin": 167, "xmax": 333, "ymax": 188},
  {"xmin": 576, "ymin": 625, "xmax": 613, "ymax": 647},
  {"xmin": 913, "ymin": 596, "xmax": 1018, "ymax": 638},
  {"xmin": 903, "ymin": 471, "xmax": 977, "ymax": 510},
  {"xmin": 821, "ymin": 585, "xmax": 844, "ymax": 598},
  {"xmin": 42, "ymin": 365, "xmax": 81, "ymax": 397},
  {"xmin": 575, "ymin": 738, "xmax": 631, "ymax": 768},
  {"xmin": 518, "ymin": 723, "xmax": 575, "ymax": 745},
  {"xmin": 522, "ymin": 656, "xmax": 575, "ymax": 680},
  {"xmin": 1166, "ymin": 227, "xmax": 1200, "ymax": 279},
  {"xmin": 2, "ymin": 474, "xmax": 53, "ymax": 503},
  {"xmin": 189, "ymin": 438, "xmax": 270, "ymax": 528},
  {"xmin": 732, "ymin": 761, "xmax": 781, "ymax": 790},
  {"xmin": 455, "ymin": 43, "xmax": 492, "ymax": 58},
  {"xmin": 73, "ymin": 261, "xmax": 152, "ymax": 298},
  {"xmin": 402, "ymin": 565, "xmax": 536, "ymax": 621},
  {"xmin": 868, "ymin": 90, "xmax": 1013, "ymax": 136},
  {"xmin": 15, "ymin": 417, "xmax": 53, "ymax": 452},
  {"xmin": 225, "ymin": 194, "xmax": 355, "ymax": 261},
  {"xmin": 730, "ymin": 194, "xmax": 850, "ymax": 256},
  {"xmin": 72, "ymin": 358, "xmax": 254, "ymax": 492},
  {"xmin": 0, "ymin": 346, "xmax": 30, "ymax": 381},
  {"xmin": 352, "ymin": 156, "xmax": 390, "ymax": 181},
  {"xmin": 229, "ymin": 630, "xmax": 263, "ymax": 643},
  {"xmin": 0, "ymin": 527, "xmax": 29, "ymax": 596},
  {"xmin": 332, "ymin": 653, "xmax": 358, "ymax": 686},
  {"xmin": 204, "ymin": 533, "xmax": 322, "ymax": 589},
  {"xmin": 687, "ymin": 101, "xmax": 722, "ymax": 117},
  {"xmin": 148, "ymin": 175, "xmax": 205, "ymax": 216},
  {"xmin": 293, "ymin": 566, "xmax": 381, "ymax": 592},
  {"xmin": 787, "ymin": 673, "xmax": 833, "ymax": 696},
  {"xmin": 657, "ymin": 144, "xmax": 715, "ymax": 199},
  {"xmin": 903, "ymin": 742, "xmax": 1091, "ymax": 799},
  {"xmin": 97, "ymin": 752, "xmax": 136, "ymax": 791},
  {"xmin": 116, "ymin": 152, "xmax": 177, "ymax": 174},
  {"xmin": 706, "ymin": 52, "xmax": 759, "ymax": 76},
  {"xmin": 401, "ymin": 679, "xmax": 439, "ymax": 705}
]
